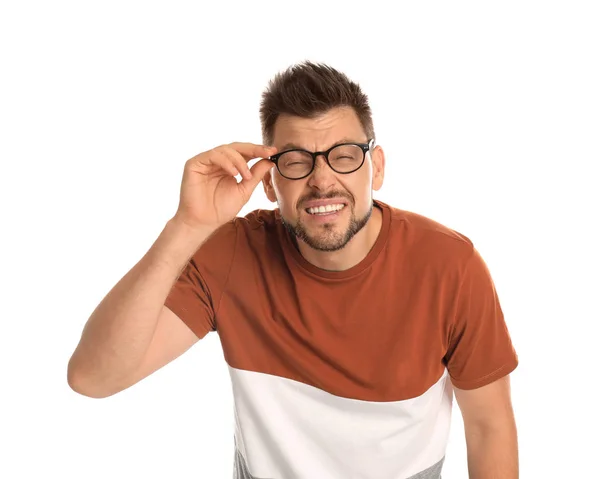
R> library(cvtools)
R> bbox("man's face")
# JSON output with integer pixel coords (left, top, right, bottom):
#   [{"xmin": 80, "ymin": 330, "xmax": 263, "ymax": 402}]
[{"xmin": 263, "ymin": 106, "xmax": 385, "ymax": 252}]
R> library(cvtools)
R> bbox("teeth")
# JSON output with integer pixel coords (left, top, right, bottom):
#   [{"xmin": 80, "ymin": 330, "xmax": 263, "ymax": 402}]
[{"xmin": 306, "ymin": 204, "xmax": 345, "ymax": 215}]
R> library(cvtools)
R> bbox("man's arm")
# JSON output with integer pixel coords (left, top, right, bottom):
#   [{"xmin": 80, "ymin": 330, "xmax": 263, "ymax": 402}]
[
  {"xmin": 453, "ymin": 375, "xmax": 519, "ymax": 478},
  {"xmin": 67, "ymin": 218, "xmax": 215, "ymax": 398}
]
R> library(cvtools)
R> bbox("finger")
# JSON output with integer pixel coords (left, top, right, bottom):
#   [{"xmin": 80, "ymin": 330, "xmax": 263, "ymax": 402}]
[
  {"xmin": 249, "ymin": 157, "xmax": 275, "ymax": 179},
  {"xmin": 219, "ymin": 148, "xmax": 254, "ymax": 181},
  {"xmin": 190, "ymin": 152, "xmax": 239, "ymax": 178},
  {"xmin": 227, "ymin": 142, "xmax": 277, "ymax": 161},
  {"xmin": 213, "ymin": 148, "xmax": 251, "ymax": 178},
  {"xmin": 238, "ymin": 158, "xmax": 274, "ymax": 193}
]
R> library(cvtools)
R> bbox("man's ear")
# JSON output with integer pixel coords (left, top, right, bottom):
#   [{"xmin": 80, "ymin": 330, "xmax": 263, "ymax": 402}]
[
  {"xmin": 371, "ymin": 145, "xmax": 385, "ymax": 191},
  {"xmin": 263, "ymin": 168, "xmax": 277, "ymax": 202}
]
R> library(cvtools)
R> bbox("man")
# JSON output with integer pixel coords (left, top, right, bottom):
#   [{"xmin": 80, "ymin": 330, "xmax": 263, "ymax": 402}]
[{"xmin": 68, "ymin": 61, "xmax": 519, "ymax": 478}]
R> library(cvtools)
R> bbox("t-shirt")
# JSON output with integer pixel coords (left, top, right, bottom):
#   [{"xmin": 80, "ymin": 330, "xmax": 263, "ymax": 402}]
[{"xmin": 164, "ymin": 199, "xmax": 518, "ymax": 479}]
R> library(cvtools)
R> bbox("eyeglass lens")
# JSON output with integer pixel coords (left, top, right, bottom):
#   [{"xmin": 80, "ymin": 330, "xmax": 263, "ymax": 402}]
[{"xmin": 277, "ymin": 144, "xmax": 364, "ymax": 179}]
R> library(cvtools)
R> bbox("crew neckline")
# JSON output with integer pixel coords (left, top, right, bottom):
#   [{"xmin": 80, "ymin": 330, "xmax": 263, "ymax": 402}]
[{"xmin": 276, "ymin": 199, "xmax": 391, "ymax": 280}]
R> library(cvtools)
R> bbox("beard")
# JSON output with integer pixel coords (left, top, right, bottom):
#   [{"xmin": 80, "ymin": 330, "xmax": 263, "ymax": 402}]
[{"xmin": 281, "ymin": 199, "xmax": 373, "ymax": 252}]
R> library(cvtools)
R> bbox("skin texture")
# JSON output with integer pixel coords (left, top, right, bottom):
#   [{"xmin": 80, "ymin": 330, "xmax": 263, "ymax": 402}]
[
  {"xmin": 262, "ymin": 106, "xmax": 386, "ymax": 272},
  {"xmin": 454, "ymin": 376, "xmax": 519, "ymax": 478}
]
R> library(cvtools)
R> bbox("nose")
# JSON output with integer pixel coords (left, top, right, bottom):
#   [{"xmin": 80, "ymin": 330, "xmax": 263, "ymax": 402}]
[{"xmin": 307, "ymin": 155, "xmax": 336, "ymax": 191}]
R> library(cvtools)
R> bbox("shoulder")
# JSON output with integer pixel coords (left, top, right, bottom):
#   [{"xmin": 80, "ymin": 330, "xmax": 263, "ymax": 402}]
[
  {"xmin": 189, "ymin": 208, "xmax": 281, "ymax": 275},
  {"xmin": 234, "ymin": 207, "xmax": 280, "ymax": 231},
  {"xmin": 232, "ymin": 207, "xmax": 284, "ymax": 252},
  {"xmin": 199, "ymin": 207, "xmax": 280, "ymax": 244},
  {"xmin": 233, "ymin": 207, "xmax": 281, "ymax": 245},
  {"xmin": 377, "ymin": 200, "xmax": 475, "ymax": 268}
]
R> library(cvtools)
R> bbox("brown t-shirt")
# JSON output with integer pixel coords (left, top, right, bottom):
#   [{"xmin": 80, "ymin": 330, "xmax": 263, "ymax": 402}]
[{"xmin": 165, "ymin": 199, "xmax": 518, "ymax": 479}]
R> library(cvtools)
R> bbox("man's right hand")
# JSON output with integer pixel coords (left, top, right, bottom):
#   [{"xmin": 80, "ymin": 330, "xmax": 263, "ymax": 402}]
[{"xmin": 172, "ymin": 142, "xmax": 278, "ymax": 231}]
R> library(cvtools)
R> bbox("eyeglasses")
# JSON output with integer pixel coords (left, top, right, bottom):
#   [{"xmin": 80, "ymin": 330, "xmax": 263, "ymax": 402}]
[{"xmin": 269, "ymin": 139, "xmax": 375, "ymax": 180}]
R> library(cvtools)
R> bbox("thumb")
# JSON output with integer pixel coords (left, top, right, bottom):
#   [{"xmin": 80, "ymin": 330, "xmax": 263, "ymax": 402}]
[{"xmin": 238, "ymin": 158, "xmax": 274, "ymax": 194}]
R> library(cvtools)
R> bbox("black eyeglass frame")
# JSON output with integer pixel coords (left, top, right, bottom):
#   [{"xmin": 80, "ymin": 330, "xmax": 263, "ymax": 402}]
[{"xmin": 269, "ymin": 139, "xmax": 375, "ymax": 180}]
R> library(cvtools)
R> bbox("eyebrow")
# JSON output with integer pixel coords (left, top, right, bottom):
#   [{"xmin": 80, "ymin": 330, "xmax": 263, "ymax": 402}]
[{"xmin": 279, "ymin": 137, "xmax": 366, "ymax": 152}]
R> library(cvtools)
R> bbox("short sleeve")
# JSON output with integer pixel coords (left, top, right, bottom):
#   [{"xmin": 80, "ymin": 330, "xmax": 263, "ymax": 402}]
[
  {"xmin": 444, "ymin": 247, "xmax": 518, "ymax": 389},
  {"xmin": 164, "ymin": 219, "xmax": 238, "ymax": 339}
]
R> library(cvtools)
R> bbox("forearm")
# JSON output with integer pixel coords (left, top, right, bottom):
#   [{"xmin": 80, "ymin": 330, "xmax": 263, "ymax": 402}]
[
  {"xmin": 67, "ymin": 217, "xmax": 215, "ymax": 396},
  {"xmin": 465, "ymin": 422, "xmax": 519, "ymax": 478}
]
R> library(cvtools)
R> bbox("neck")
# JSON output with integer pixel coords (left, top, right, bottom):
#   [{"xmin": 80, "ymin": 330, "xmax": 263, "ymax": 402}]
[{"xmin": 294, "ymin": 206, "xmax": 383, "ymax": 272}]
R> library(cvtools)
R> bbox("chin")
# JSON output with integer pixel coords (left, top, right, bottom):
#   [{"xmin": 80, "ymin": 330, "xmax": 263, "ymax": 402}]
[{"xmin": 282, "ymin": 202, "xmax": 373, "ymax": 252}]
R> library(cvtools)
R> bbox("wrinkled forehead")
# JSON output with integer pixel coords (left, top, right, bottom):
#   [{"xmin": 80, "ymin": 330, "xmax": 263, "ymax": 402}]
[{"xmin": 272, "ymin": 106, "xmax": 367, "ymax": 151}]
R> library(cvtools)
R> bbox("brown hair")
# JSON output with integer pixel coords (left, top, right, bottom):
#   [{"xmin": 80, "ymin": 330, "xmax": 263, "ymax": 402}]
[{"xmin": 259, "ymin": 61, "xmax": 375, "ymax": 145}]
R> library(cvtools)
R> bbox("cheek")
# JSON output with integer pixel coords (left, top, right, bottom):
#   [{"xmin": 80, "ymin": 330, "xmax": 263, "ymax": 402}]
[
  {"xmin": 348, "ymin": 172, "xmax": 374, "ymax": 207},
  {"xmin": 274, "ymin": 179, "xmax": 303, "ymax": 213}
]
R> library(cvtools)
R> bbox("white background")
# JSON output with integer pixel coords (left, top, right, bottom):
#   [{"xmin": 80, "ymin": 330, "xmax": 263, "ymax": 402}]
[{"xmin": 1, "ymin": 0, "xmax": 598, "ymax": 477}]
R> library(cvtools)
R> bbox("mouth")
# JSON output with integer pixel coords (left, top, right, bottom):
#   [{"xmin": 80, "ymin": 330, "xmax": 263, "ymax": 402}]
[{"xmin": 304, "ymin": 203, "xmax": 347, "ymax": 216}]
